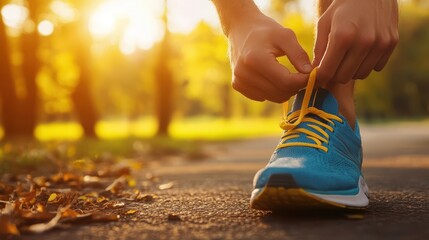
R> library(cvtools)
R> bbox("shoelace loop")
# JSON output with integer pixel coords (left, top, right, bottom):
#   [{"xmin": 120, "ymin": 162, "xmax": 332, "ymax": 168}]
[{"xmin": 276, "ymin": 68, "xmax": 343, "ymax": 152}]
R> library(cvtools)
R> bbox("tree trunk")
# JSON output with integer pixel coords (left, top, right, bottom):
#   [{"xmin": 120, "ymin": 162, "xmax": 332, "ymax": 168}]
[
  {"xmin": 71, "ymin": 12, "xmax": 98, "ymax": 138},
  {"xmin": 19, "ymin": 0, "xmax": 40, "ymax": 136},
  {"xmin": 0, "ymin": 11, "xmax": 19, "ymax": 138},
  {"xmin": 154, "ymin": 1, "xmax": 174, "ymax": 137},
  {"xmin": 154, "ymin": 35, "xmax": 174, "ymax": 136}
]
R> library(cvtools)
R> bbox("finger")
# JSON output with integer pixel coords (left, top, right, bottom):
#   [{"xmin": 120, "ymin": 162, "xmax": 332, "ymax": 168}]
[
  {"xmin": 234, "ymin": 64, "xmax": 296, "ymax": 103},
  {"xmin": 353, "ymin": 50, "xmax": 382, "ymax": 79},
  {"xmin": 332, "ymin": 45, "xmax": 370, "ymax": 83},
  {"xmin": 231, "ymin": 77, "xmax": 265, "ymax": 102},
  {"xmin": 313, "ymin": 17, "xmax": 331, "ymax": 67},
  {"xmin": 241, "ymin": 50, "xmax": 308, "ymax": 95},
  {"xmin": 273, "ymin": 27, "xmax": 312, "ymax": 74},
  {"xmin": 317, "ymin": 27, "xmax": 356, "ymax": 84},
  {"xmin": 354, "ymin": 38, "xmax": 389, "ymax": 79},
  {"xmin": 374, "ymin": 32, "xmax": 399, "ymax": 71}
]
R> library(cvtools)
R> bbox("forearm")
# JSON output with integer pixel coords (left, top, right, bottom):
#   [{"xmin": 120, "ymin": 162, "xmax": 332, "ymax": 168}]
[{"xmin": 211, "ymin": 0, "xmax": 261, "ymax": 36}]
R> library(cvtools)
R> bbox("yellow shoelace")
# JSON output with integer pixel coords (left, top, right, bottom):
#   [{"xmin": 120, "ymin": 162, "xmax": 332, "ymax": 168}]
[{"xmin": 277, "ymin": 68, "xmax": 343, "ymax": 152}]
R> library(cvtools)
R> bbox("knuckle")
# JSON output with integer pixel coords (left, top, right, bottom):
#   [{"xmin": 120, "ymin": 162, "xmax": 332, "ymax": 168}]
[
  {"xmin": 242, "ymin": 50, "xmax": 259, "ymax": 67},
  {"xmin": 332, "ymin": 27, "xmax": 357, "ymax": 46},
  {"xmin": 279, "ymin": 27, "xmax": 297, "ymax": 41},
  {"xmin": 358, "ymin": 35, "xmax": 376, "ymax": 49},
  {"xmin": 391, "ymin": 31, "xmax": 399, "ymax": 47},
  {"xmin": 233, "ymin": 64, "xmax": 245, "ymax": 78},
  {"xmin": 378, "ymin": 36, "xmax": 391, "ymax": 49},
  {"xmin": 231, "ymin": 78, "xmax": 241, "ymax": 91}
]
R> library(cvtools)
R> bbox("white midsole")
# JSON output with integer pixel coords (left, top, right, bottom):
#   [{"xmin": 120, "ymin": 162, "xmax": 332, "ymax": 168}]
[
  {"xmin": 251, "ymin": 176, "xmax": 370, "ymax": 208},
  {"xmin": 309, "ymin": 176, "xmax": 369, "ymax": 207}
]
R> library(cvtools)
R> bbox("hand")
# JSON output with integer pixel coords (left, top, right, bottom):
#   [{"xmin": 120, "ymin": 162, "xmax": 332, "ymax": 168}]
[
  {"xmin": 314, "ymin": 0, "xmax": 399, "ymax": 84},
  {"xmin": 228, "ymin": 12, "xmax": 312, "ymax": 103}
]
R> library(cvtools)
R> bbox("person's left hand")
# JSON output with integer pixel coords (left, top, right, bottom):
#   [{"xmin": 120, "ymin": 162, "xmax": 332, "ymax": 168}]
[{"xmin": 313, "ymin": 0, "xmax": 399, "ymax": 85}]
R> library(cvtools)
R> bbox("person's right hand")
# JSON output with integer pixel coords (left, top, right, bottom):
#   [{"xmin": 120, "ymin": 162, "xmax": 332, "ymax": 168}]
[{"xmin": 228, "ymin": 12, "xmax": 312, "ymax": 103}]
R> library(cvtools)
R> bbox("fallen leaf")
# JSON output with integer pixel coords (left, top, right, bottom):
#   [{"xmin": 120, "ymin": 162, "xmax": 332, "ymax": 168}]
[
  {"xmin": 48, "ymin": 193, "xmax": 57, "ymax": 202},
  {"xmin": 91, "ymin": 212, "xmax": 119, "ymax": 222},
  {"xmin": 0, "ymin": 214, "xmax": 19, "ymax": 236},
  {"xmin": 125, "ymin": 209, "xmax": 137, "ymax": 215},
  {"xmin": 26, "ymin": 209, "xmax": 62, "ymax": 233},
  {"xmin": 97, "ymin": 166, "xmax": 130, "ymax": 178},
  {"xmin": 105, "ymin": 176, "xmax": 127, "ymax": 193},
  {"xmin": 136, "ymin": 194, "xmax": 155, "ymax": 203},
  {"xmin": 0, "ymin": 182, "xmax": 15, "ymax": 194},
  {"xmin": 159, "ymin": 182, "xmax": 175, "ymax": 190}
]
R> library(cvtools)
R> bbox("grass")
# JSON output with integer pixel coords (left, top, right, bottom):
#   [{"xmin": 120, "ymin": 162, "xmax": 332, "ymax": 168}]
[{"xmin": 0, "ymin": 116, "xmax": 282, "ymax": 141}]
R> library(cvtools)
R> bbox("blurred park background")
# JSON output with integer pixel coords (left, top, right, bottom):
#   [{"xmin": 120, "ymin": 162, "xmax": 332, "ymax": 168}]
[{"xmin": 0, "ymin": 0, "xmax": 428, "ymax": 142}]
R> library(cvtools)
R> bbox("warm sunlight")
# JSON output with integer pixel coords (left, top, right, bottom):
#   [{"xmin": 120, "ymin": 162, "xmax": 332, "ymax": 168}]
[
  {"xmin": 1, "ymin": 3, "xmax": 27, "ymax": 29},
  {"xmin": 88, "ymin": 0, "xmax": 165, "ymax": 54},
  {"xmin": 38, "ymin": 19, "xmax": 54, "ymax": 36},
  {"xmin": 85, "ymin": 0, "xmax": 315, "ymax": 55}
]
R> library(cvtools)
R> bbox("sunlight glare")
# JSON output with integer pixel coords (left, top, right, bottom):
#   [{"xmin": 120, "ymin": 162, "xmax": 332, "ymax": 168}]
[
  {"xmin": 89, "ymin": 0, "xmax": 165, "ymax": 54},
  {"xmin": 1, "ymin": 3, "xmax": 28, "ymax": 29},
  {"xmin": 88, "ymin": 2, "xmax": 117, "ymax": 38},
  {"xmin": 38, "ymin": 20, "xmax": 54, "ymax": 36},
  {"xmin": 167, "ymin": 0, "xmax": 219, "ymax": 33},
  {"xmin": 50, "ymin": 0, "xmax": 76, "ymax": 23}
]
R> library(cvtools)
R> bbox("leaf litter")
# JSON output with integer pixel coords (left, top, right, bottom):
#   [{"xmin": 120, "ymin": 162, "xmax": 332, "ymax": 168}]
[{"xmin": 0, "ymin": 158, "xmax": 160, "ymax": 237}]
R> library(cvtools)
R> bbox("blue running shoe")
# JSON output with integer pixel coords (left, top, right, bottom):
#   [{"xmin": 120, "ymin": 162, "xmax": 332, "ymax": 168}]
[{"xmin": 250, "ymin": 68, "xmax": 369, "ymax": 210}]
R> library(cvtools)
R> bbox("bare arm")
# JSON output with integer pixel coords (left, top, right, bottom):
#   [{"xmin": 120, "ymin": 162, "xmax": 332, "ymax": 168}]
[{"xmin": 212, "ymin": 0, "xmax": 312, "ymax": 103}]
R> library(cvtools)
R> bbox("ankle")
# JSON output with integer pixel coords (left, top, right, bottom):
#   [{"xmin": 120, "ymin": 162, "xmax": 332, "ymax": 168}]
[{"xmin": 324, "ymin": 81, "xmax": 356, "ymax": 130}]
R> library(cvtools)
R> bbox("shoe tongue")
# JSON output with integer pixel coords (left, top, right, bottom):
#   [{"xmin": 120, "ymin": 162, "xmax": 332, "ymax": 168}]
[{"xmin": 291, "ymin": 88, "xmax": 339, "ymax": 115}]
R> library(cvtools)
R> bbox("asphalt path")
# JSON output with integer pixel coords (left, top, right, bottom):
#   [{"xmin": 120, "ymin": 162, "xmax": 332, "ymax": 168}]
[{"xmin": 23, "ymin": 123, "xmax": 429, "ymax": 240}]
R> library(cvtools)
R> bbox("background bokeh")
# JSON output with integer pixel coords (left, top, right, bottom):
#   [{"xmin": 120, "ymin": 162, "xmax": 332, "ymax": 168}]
[{"xmin": 0, "ymin": 0, "xmax": 428, "ymax": 141}]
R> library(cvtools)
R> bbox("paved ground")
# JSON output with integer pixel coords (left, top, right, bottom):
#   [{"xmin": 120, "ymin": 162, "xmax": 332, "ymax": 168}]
[{"xmin": 23, "ymin": 123, "xmax": 429, "ymax": 240}]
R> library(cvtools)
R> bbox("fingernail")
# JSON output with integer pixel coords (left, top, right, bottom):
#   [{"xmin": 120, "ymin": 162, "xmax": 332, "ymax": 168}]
[{"xmin": 303, "ymin": 64, "xmax": 312, "ymax": 73}]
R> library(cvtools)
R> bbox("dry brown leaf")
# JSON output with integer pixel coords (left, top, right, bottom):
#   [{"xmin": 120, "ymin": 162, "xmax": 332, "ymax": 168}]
[
  {"xmin": 105, "ymin": 176, "xmax": 127, "ymax": 193},
  {"xmin": 91, "ymin": 211, "xmax": 119, "ymax": 222},
  {"xmin": 20, "ymin": 210, "xmax": 56, "ymax": 222},
  {"xmin": 0, "ymin": 214, "xmax": 19, "ymax": 236},
  {"xmin": 0, "ymin": 182, "xmax": 15, "ymax": 194},
  {"xmin": 136, "ymin": 193, "xmax": 155, "ymax": 203},
  {"xmin": 97, "ymin": 166, "xmax": 130, "ymax": 178},
  {"xmin": 26, "ymin": 209, "xmax": 62, "ymax": 234},
  {"xmin": 19, "ymin": 189, "xmax": 37, "ymax": 203}
]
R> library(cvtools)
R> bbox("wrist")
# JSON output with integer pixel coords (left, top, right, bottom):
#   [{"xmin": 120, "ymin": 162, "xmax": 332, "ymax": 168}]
[{"xmin": 212, "ymin": 0, "xmax": 262, "ymax": 37}]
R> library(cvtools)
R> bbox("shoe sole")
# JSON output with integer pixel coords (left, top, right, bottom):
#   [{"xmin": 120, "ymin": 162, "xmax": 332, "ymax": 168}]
[{"xmin": 250, "ymin": 174, "xmax": 369, "ymax": 210}]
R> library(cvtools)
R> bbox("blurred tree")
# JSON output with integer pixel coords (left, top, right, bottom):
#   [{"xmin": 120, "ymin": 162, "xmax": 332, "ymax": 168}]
[
  {"xmin": 387, "ymin": 10, "xmax": 429, "ymax": 117},
  {"xmin": 0, "ymin": 3, "xmax": 18, "ymax": 138},
  {"xmin": 173, "ymin": 22, "xmax": 231, "ymax": 118},
  {"xmin": 0, "ymin": 0, "xmax": 41, "ymax": 138},
  {"xmin": 154, "ymin": 0, "xmax": 174, "ymax": 136},
  {"xmin": 70, "ymin": 0, "xmax": 99, "ymax": 137},
  {"xmin": 19, "ymin": 0, "xmax": 41, "ymax": 136}
]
